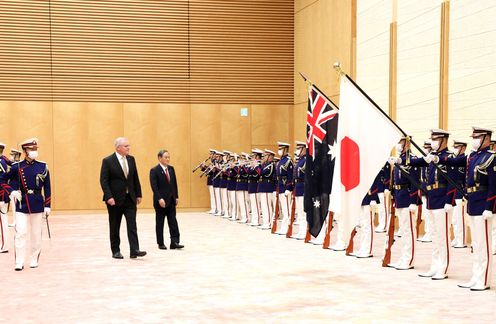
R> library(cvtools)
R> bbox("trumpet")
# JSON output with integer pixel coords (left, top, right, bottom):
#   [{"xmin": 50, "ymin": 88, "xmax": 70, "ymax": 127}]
[
  {"xmin": 199, "ymin": 164, "xmax": 215, "ymax": 178},
  {"xmin": 192, "ymin": 157, "xmax": 209, "ymax": 173}
]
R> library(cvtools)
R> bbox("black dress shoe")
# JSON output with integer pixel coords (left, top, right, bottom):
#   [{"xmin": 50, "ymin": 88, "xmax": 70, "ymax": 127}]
[
  {"xmin": 170, "ymin": 242, "xmax": 184, "ymax": 249},
  {"xmin": 130, "ymin": 251, "xmax": 147, "ymax": 258},
  {"xmin": 158, "ymin": 245, "xmax": 167, "ymax": 250},
  {"xmin": 112, "ymin": 252, "xmax": 124, "ymax": 259}
]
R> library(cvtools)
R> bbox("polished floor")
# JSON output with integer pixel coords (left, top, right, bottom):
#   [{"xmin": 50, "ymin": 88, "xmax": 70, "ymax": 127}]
[{"xmin": 0, "ymin": 211, "xmax": 494, "ymax": 323}]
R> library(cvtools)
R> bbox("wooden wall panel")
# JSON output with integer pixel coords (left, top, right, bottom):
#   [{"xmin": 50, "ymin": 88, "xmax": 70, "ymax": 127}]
[
  {"xmin": 53, "ymin": 102, "xmax": 87, "ymax": 210},
  {"xmin": 251, "ymin": 105, "xmax": 292, "ymax": 148},
  {"xmin": 86, "ymin": 103, "xmax": 123, "ymax": 210},
  {"xmin": 190, "ymin": 104, "xmax": 221, "ymax": 208},
  {"xmin": 220, "ymin": 105, "xmax": 251, "ymax": 154},
  {"xmin": 293, "ymin": 102, "xmax": 307, "ymax": 143}
]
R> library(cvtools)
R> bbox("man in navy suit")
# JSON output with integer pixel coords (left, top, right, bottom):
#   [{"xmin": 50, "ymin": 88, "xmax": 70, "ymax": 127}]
[
  {"xmin": 150, "ymin": 149, "xmax": 184, "ymax": 250},
  {"xmin": 100, "ymin": 137, "xmax": 146, "ymax": 259}
]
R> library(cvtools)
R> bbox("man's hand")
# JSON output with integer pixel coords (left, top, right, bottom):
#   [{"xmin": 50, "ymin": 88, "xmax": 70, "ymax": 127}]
[
  {"xmin": 482, "ymin": 210, "xmax": 494, "ymax": 220},
  {"xmin": 284, "ymin": 190, "xmax": 291, "ymax": 197},
  {"xmin": 384, "ymin": 189, "xmax": 390, "ymax": 196},
  {"xmin": 44, "ymin": 207, "xmax": 51, "ymax": 217},
  {"xmin": 370, "ymin": 200, "xmax": 378, "ymax": 206},
  {"xmin": 136, "ymin": 197, "xmax": 142, "ymax": 205},
  {"xmin": 408, "ymin": 204, "xmax": 417, "ymax": 212},
  {"xmin": 107, "ymin": 198, "xmax": 116, "ymax": 206},
  {"xmin": 159, "ymin": 199, "xmax": 166, "ymax": 208},
  {"xmin": 10, "ymin": 190, "xmax": 22, "ymax": 202},
  {"xmin": 175, "ymin": 199, "xmax": 179, "ymax": 206}
]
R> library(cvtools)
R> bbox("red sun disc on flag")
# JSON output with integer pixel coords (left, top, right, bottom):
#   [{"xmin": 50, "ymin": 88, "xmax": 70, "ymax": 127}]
[{"xmin": 340, "ymin": 136, "xmax": 360, "ymax": 191}]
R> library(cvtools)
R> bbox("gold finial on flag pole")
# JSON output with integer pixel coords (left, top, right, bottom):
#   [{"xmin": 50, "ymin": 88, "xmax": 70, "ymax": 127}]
[
  {"xmin": 333, "ymin": 61, "xmax": 344, "ymax": 81},
  {"xmin": 298, "ymin": 71, "xmax": 312, "ymax": 92}
]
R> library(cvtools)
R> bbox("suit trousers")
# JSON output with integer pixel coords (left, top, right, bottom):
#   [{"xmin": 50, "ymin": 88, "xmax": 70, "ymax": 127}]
[
  {"xmin": 155, "ymin": 197, "xmax": 180, "ymax": 245},
  {"xmin": 107, "ymin": 194, "xmax": 139, "ymax": 254}
]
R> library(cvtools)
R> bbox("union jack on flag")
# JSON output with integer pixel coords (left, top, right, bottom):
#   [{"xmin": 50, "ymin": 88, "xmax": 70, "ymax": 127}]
[{"xmin": 306, "ymin": 86, "xmax": 338, "ymax": 160}]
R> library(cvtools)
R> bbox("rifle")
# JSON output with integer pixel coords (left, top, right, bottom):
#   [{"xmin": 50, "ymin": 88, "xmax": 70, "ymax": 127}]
[
  {"xmin": 382, "ymin": 166, "xmax": 396, "ymax": 267},
  {"xmin": 322, "ymin": 211, "xmax": 334, "ymax": 249},
  {"xmin": 304, "ymin": 228, "xmax": 311, "ymax": 243},
  {"xmin": 286, "ymin": 189, "xmax": 296, "ymax": 238},
  {"xmin": 345, "ymin": 227, "xmax": 358, "ymax": 256},
  {"xmin": 416, "ymin": 203, "xmax": 422, "ymax": 239},
  {"xmin": 271, "ymin": 187, "xmax": 280, "ymax": 233}
]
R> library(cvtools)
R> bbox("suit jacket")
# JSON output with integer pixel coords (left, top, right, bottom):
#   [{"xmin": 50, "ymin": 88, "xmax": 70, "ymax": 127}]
[
  {"xmin": 100, "ymin": 153, "xmax": 142, "ymax": 206},
  {"xmin": 150, "ymin": 164, "xmax": 179, "ymax": 208}
]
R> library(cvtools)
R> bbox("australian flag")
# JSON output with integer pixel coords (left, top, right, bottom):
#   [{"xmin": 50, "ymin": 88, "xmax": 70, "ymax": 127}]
[{"xmin": 304, "ymin": 84, "xmax": 339, "ymax": 237}]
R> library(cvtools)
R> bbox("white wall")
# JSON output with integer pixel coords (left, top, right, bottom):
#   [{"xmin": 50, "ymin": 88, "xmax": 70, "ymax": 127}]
[{"xmin": 357, "ymin": 0, "xmax": 496, "ymax": 149}]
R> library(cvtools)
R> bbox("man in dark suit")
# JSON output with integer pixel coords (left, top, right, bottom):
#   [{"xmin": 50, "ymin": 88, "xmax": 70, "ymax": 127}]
[
  {"xmin": 150, "ymin": 149, "xmax": 184, "ymax": 250},
  {"xmin": 100, "ymin": 137, "xmax": 146, "ymax": 259}
]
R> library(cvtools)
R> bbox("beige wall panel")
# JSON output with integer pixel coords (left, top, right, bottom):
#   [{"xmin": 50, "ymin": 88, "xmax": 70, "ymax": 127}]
[
  {"xmin": 87, "ymin": 103, "xmax": 123, "ymax": 210},
  {"xmin": 295, "ymin": 0, "xmax": 318, "ymax": 14},
  {"xmin": 293, "ymin": 102, "xmax": 307, "ymax": 143},
  {"xmin": 294, "ymin": 0, "xmax": 353, "ymax": 106},
  {"xmin": 0, "ymin": 102, "xmax": 16, "ymax": 151},
  {"xmin": 251, "ymin": 105, "xmax": 291, "ymax": 148},
  {"xmin": 52, "ymin": 102, "xmax": 88, "ymax": 210},
  {"xmin": 220, "ymin": 105, "xmax": 251, "ymax": 153},
  {"xmin": 190, "ymin": 104, "xmax": 221, "ymax": 208}
]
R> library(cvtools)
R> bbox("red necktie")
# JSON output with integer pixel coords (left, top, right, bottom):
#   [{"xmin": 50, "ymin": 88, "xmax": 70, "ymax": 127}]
[{"xmin": 165, "ymin": 167, "xmax": 170, "ymax": 182}]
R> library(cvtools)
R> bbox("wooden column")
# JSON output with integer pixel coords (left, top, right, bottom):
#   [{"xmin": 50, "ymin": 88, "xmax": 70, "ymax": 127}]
[
  {"xmin": 350, "ymin": 0, "xmax": 357, "ymax": 79},
  {"xmin": 388, "ymin": 0, "xmax": 397, "ymax": 121},
  {"xmin": 439, "ymin": 0, "xmax": 450, "ymax": 129}
]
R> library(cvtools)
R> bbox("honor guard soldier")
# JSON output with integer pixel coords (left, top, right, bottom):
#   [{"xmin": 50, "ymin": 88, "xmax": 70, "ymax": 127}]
[
  {"xmin": 220, "ymin": 151, "xmax": 231, "ymax": 219},
  {"xmin": 375, "ymin": 162, "xmax": 391, "ymax": 233},
  {"xmin": 258, "ymin": 149, "xmax": 276, "ymax": 230},
  {"xmin": 226, "ymin": 153, "xmax": 238, "ymax": 220},
  {"xmin": 0, "ymin": 138, "xmax": 51, "ymax": 271},
  {"xmin": 492, "ymin": 139, "xmax": 496, "ymax": 255},
  {"xmin": 450, "ymin": 140, "xmax": 468, "ymax": 248},
  {"xmin": 248, "ymin": 149, "xmax": 263, "ymax": 226},
  {"xmin": 434, "ymin": 127, "xmax": 495, "ymax": 290},
  {"xmin": 0, "ymin": 142, "xmax": 12, "ymax": 253},
  {"xmin": 388, "ymin": 136, "xmax": 422, "ymax": 270},
  {"xmin": 408, "ymin": 129, "xmax": 457, "ymax": 280},
  {"xmin": 204, "ymin": 149, "xmax": 217, "ymax": 214},
  {"xmin": 212, "ymin": 151, "xmax": 224, "ymax": 216},
  {"xmin": 418, "ymin": 140, "xmax": 433, "ymax": 243},
  {"xmin": 291, "ymin": 141, "xmax": 307, "ymax": 240},
  {"xmin": 235, "ymin": 153, "xmax": 250, "ymax": 223},
  {"xmin": 274, "ymin": 142, "xmax": 294, "ymax": 235}
]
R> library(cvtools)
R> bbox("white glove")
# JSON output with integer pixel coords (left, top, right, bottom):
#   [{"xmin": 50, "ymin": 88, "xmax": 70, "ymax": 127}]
[
  {"xmin": 370, "ymin": 200, "xmax": 378, "ymax": 206},
  {"xmin": 44, "ymin": 207, "xmax": 51, "ymax": 216},
  {"xmin": 384, "ymin": 189, "xmax": 390, "ymax": 195},
  {"xmin": 408, "ymin": 204, "xmax": 417, "ymax": 212},
  {"xmin": 10, "ymin": 190, "xmax": 22, "ymax": 202},
  {"xmin": 482, "ymin": 210, "xmax": 494, "ymax": 220},
  {"xmin": 431, "ymin": 155, "xmax": 439, "ymax": 164},
  {"xmin": 444, "ymin": 204, "xmax": 453, "ymax": 212},
  {"xmin": 284, "ymin": 190, "xmax": 291, "ymax": 197},
  {"xmin": 388, "ymin": 157, "xmax": 401, "ymax": 165},
  {"xmin": 423, "ymin": 154, "xmax": 433, "ymax": 163}
]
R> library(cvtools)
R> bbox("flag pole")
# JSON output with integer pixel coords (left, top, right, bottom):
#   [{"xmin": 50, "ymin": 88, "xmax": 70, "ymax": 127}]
[
  {"xmin": 298, "ymin": 72, "xmax": 339, "ymax": 110},
  {"xmin": 333, "ymin": 63, "xmax": 465, "ymax": 196}
]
